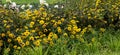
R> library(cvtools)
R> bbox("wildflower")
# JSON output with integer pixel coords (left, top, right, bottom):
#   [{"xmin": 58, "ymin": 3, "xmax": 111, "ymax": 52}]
[
  {"xmin": 73, "ymin": 26, "xmax": 78, "ymax": 31},
  {"xmin": 53, "ymin": 33, "xmax": 58, "ymax": 39},
  {"xmin": 71, "ymin": 31, "xmax": 76, "ymax": 35},
  {"xmin": 57, "ymin": 27, "xmax": 62, "ymax": 33},
  {"xmin": 0, "ymin": 40, "xmax": 3, "ymax": 46},
  {"xmin": 17, "ymin": 46, "xmax": 21, "ymax": 49},
  {"xmin": 1, "ymin": 33, "xmax": 5, "ymax": 37},
  {"xmin": 61, "ymin": 18, "xmax": 65, "ymax": 22},
  {"xmin": 53, "ymin": 22, "xmax": 57, "ymax": 28},
  {"xmin": 13, "ymin": 45, "xmax": 17, "ymax": 49},
  {"xmin": 23, "ymin": 30, "xmax": 30, "ymax": 36},
  {"xmin": 6, "ymin": 25, "xmax": 10, "ymax": 29},
  {"xmin": 3, "ymin": 20, "xmax": 7, "ymax": 23},
  {"xmin": 57, "ymin": 20, "xmax": 62, "ymax": 25},
  {"xmin": 25, "ymin": 41, "xmax": 30, "ymax": 46},
  {"xmin": 29, "ymin": 36, "xmax": 34, "ymax": 41},
  {"xmin": 8, "ymin": 33, "xmax": 14, "ymax": 38},
  {"xmin": 100, "ymin": 28, "xmax": 105, "ymax": 32},
  {"xmin": 39, "ymin": 20, "xmax": 45, "ymax": 25},
  {"xmin": 44, "ymin": 29, "xmax": 48, "ymax": 32},
  {"xmin": 24, "ymin": 26, "xmax": 28, "ymax": 29},
  {"xmin": 40, "ymin": 7, "xmax": 45, "ymax": 11},
  {"xmin": 7, "ymin": 38, "xmax": 12, "ymax": 43},
  {"xmin": 31, "ymin": 30, "xmax": 36, "ymax": 33},
  {"xmin": 20, "ymin": 42, "xmax": 25, "ymax": 48},
  {"xmin": 63, "ymin": 33, "xmax": 68, "ymax": 36},
  {"xmin": 33, "ymin": 40, "xmax": 41, "ymax": 46},
  {"xmin": 43, "ymin": 12, "xmax": 47, "ymax": 17},
  {"xmin": 43, "ymin": 38, "xmax": 48, "ymax": 43},
  {"xmin": 7, "ymin": 31, "xmax": 10, "ymax": 34},
  {"xmin": 70, "ymin": 20, "xmax": 76, "ymax": 24},
  {"xmin": 67, "ymin": 26, "xmax": 72, "ymax": 31},
  {"xmin": 30, "ymin": 21, "xmax": 35, "ymax": 25},
  {"xmin": 76, "ymin": 28, "xmax": 81, "ymax": 32}
]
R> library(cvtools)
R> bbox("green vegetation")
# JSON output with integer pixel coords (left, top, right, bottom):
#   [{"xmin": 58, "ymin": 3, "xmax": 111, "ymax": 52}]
[
  {"xmin": 0, "ymin": 0, "xmax": 120, "ymax": 55},
  {"xmin": 1, "ymin": 0, "xmax": 63, "ymax": 4}
]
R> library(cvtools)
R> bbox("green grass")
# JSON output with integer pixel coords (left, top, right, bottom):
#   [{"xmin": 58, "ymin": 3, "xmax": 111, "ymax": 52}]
[
  {"xmin": 2, "ymin": 0, "xmax": 39, "ymax": 4},
  {"xmin": 2, "ymin": 0, "xmax": 63, "ymax": 4}
]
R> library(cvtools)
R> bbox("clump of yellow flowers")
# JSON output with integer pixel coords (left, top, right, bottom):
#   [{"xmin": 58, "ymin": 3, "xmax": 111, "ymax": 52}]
[{"xmin": 0, "ymin": 0, "xmax": 120, "ymax": 54}]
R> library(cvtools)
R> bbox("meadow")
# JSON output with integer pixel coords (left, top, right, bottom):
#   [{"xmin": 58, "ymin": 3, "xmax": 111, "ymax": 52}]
[{"xmin": 0, "ymin": 0, "xmax": 120, "ymax": 55}]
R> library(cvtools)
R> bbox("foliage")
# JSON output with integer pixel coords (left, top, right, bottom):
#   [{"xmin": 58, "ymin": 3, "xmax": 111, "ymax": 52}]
[{"xmin": 0, "ymin": 0, "xmax": 120, "ymax": 55}]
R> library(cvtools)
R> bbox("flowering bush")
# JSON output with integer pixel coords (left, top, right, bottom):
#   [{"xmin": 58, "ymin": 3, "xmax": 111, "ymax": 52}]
[{"xmin": 0, "ymin": 0, "xmax": 120, "ymax": 54}]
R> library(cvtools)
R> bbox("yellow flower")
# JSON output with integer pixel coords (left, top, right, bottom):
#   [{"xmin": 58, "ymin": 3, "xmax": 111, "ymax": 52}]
[
  {"xmin": 29, "ymin": 36, "xmax": 34, "ymax": 41},
  {"xmin": 88, "ymin": 25, "xmax": 92, "ymax": 28},
  {"xmin": 17, "ymin": 36, "xmax": 23, "ymax": 43},
  {"xmin": 70, "ymin": 20, "xmax": 76, "ymax": 24},
  {"xmin": 23, "ymin": 30, "xmax": 30, "ymax": 36},
  {"xmin": 13, "ymin": 45, "xmax": 17, "ymax": 49},
  {"xmin": 7, "ymin": 38, "xmax": 12, "ymax": 43},
  {"xmin": 57, "ymin": 27, "xmax": 62, "ymax": 33},
  {"xmin": 43, "ymin": 38, "xmax": 48, "ymax": 43},
  {"xmin": 0, "ymin": 40, "xmax": 3, "ymax": 47},
  {"xmin": 33, "ymin": 40, "xmax": 41, "ymax": 46},
  {"xmin": 6, "ymin": 25, "xmax": 10, "ymax": 29},
  {"xmin": 21, "ymin": 36, "xmax": 27, "ymax": 39},
  {"xmin": 40, "ymin": 7, "xmax": 45, "ymax": 11},
  {"xmin": 17, "ymin": 46, "xmax": 21, "ymax": 49},
  {"xmin": 53, "ymin": 22, "xmax": 57, "ymax": 28},
  {"xmin": 32, "ymin": 17, "xmax": 36, "ymax": 20},
  {"xmin": 3, "ymin": 20, "xmax": 7, "ymax": 23},
  {"xmin": 24, "ymin": 26, "xmax": 28, "ymax": 29},
  {"xmin": 25, "ymin": 41, "xmax": 30, "ymax": 46},
  {"xmin": 48, "ymin": 32, "xmax": 53, "ymax": 37},
  {"xmin": 8, "ymin": 33, "xmax": 14, "ymax": 38},
  {"xmin": 57, "ymin": 20, "xmax": 62, "ymax": 25},
  {"xmin": 71, "ymin": 31, "xmax": 76, "ymax": 35},
  {"xmin": 67, "ymin": 26, "xmax": 72, "ymax": 31},
  {"xmin": 30, "ymin": 21, "xmax": 35, "ymax": 25},
  {"xmin": 43, "ymin": 12, "xmax": 47, "ymax": 17},
  {"xmin": 31, "ymin": 30, "xmax": 36, "ymax": 33},
  {"xmin": 44, "ymin": 29, "xmax": 48, "ymax": 32},
  {"xmin": 20, "ymin": 42, "xmax": 25, "ymax": 48},
  {"xmin": 61, "ymin": 18, "xmax": 65, "ymax": 22},
  {"xmin": 39, "ymin": 20, "xmax": 45, "ymax": 25},
  {"xmin": 63, "ymin": 33, "xmax": 68, "ymax": 36},
  {"xmin": 53, "ymin": 33, "xmax": 58, "ymax": 39},
  {"xmin": 51, "ymin": 20, "xmax": 56, "ymax": 23},
  {"xmin": 76, "ymin": 28, "xmax": 81, "ymax": 32},
  {"xmin": 73, "ymin": 26, "xmax": 78, "ymax": 31},
  {"xmin": 34, "ymin": 9, "xmax": 39, "ymax": 15},
  {"xmin": 1, "ymin": 33, "xmax": 5, "ymax": 37},
  {"xmin": 100, "ymin": 28, "xmax": 105, "ymax": 32}
]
